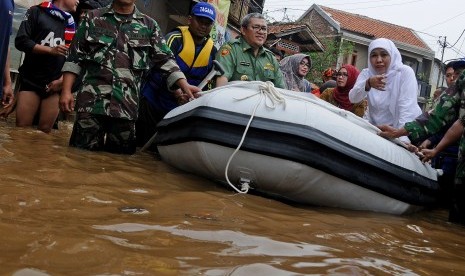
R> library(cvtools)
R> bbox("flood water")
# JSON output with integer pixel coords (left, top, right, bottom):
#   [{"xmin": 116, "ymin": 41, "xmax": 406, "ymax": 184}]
[{"xmin": 0, "ymin": 118, "xmax": 464, "ymax": 275}]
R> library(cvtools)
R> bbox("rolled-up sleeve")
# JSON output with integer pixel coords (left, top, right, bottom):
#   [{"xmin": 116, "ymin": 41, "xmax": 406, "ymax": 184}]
[
  {"xmin": 405, "ymin": 93, "xmax": 459, "ymax": 142},
  {"xmin": 62, "ymin": 12, "xmax": 88, "ymax": 75},
  {"xmin": 349, "ymin": 69, "xmax": 370, "ymax": 103},
  {"xmin": 149, "ymin": 23, "xmax": 185, "ymax": 89},
  {"xmin": 62, "ymin": 61, "xmax": 81, "ymax": 75}
]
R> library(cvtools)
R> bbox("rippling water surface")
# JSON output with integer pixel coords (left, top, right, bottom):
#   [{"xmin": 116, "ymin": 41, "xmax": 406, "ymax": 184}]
[{"xmin": 0, "ymin": 119, "xmax": 464, "ymax": 275}]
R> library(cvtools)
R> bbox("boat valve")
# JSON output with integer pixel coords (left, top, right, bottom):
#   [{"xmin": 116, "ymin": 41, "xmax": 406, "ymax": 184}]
[{"xmin": 239, "ymin": 177, "xmax": 251, "ymax": 193}]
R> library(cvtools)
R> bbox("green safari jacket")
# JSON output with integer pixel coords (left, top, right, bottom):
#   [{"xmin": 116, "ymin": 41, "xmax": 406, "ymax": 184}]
[{"xmin": 215, "ymin": 37, "xmax": 285, "ymax": 88}]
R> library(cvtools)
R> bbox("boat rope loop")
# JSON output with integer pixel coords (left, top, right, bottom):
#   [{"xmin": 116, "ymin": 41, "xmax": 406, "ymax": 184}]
[
  {"xmin": 224, "ymin": 81, "xmax": 286, "ymax": 194},
  {"xmin": 232, "ymin": 81, "xmax": 287, "ymax": 109}
]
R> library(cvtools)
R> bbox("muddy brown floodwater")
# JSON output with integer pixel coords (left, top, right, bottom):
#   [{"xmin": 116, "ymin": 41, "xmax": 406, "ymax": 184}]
[{"xmin": 0, "ymin": 119, "xmax": 464, "ymax": 275}]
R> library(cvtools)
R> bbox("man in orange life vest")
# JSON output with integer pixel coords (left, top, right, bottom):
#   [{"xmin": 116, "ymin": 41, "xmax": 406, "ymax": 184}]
[{"xmin": 136, "ymin": 2, "xmax": 217, "ymax": 148}]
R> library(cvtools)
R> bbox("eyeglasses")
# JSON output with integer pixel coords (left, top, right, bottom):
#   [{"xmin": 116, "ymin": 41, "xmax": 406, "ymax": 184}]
[
  {"xmin": 299, "ymin": 61, "xmax": 310, "ymax": 68},
  {"xmin": 249, "ymin": 25, "xmax": 267, "ymax": 32},
  {"xmin": 336, "ymin": 72, "xmax": 349, "ymax": 78}
]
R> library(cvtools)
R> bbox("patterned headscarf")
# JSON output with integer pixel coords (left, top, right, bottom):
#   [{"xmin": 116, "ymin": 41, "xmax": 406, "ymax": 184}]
[
  {"xmin": 333, "ymin": 64, "xmax": 360, "ymax": 110},
  {"xmin": 279, "ymin": 53, "xmax": 312, "ymax": 92}
]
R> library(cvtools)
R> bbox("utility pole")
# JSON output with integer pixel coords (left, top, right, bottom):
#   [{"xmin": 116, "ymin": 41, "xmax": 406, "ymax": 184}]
[
  {"xmin": 282, "ymin": 8, "xmax": 290, "ymax": 22},
  {"xmin": 436, "ymin": 36, "xmax": 447, "ymax": 87}
]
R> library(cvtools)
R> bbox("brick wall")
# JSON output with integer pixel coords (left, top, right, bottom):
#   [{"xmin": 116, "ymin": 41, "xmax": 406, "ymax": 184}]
[{"xmin": 299, "ymin": 10, "xmax": 339, "ymax": 50}]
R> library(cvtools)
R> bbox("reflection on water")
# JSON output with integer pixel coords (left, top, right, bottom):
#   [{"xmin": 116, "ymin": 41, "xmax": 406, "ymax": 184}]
[
  {"xmin": 93, "ymin": 223, "xmax": 337, "ymax": 257},
  {"xmin": 0, "ymin": 119, "xmax": 465, "ymax": 275}
]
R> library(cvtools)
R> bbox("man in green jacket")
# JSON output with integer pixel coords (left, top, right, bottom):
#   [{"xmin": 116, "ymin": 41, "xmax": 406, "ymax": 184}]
[{"xmin": 215, "ymin": 13, "xmax": 285, "ymax": 88}]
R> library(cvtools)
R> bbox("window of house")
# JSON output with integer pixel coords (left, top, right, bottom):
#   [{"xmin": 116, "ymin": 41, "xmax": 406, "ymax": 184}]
[
  {"xmin": 278, "ymin": 40, "xmax": 300, "ymax": 53},
  {"xmin": 351, "ymin": 52, "xmax": 358, "ymax": 66}
]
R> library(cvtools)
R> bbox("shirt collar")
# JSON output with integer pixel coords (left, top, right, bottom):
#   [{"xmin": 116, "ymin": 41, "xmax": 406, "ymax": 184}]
[
  {"xmin": 102, "ymin": 5, "xmax": 144, "ymax": 20},
  {"xmin": 240, "ymin": 37, "xmax": 265, "ymax": 55}
]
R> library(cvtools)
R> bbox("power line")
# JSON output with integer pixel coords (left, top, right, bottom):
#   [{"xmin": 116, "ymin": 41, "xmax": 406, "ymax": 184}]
[
  {"xmin": 436, "ymin": 36, "xmax": 446, "ymax": 87},
  {"xmin": 420, "ymin": 10, "xmax": 465, "ymax": 31},
  {"xmin": 265, "ymin": 0, "xmax": 405, "ymax": 7},
  {"xmin": 447, "ymin": 45, "xmax": 465, "ymax": 58},
  {"xmin": 455, "ymin": 38, "xmax": 465, "ymax": 59},
  {"xmin": 415, "ymin": 30, "xmax": 439, "ymax": 39},
  {"xmin": 330, "ymin": 0, "xmax": 425, "ymax": 11},
  {"xmin": 447, "ymin": 29, "xmax": 465, "ymax": 48},
  {"xmin": 264, "ymin": 0, "xmax": 464, "ymax": 60}
]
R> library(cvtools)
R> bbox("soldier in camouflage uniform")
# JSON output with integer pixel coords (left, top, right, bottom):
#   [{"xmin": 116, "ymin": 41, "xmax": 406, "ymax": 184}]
[
  {"xmin": 378, "ymin": 70, "xmax": 465, "ymax": 224},
  {"xmin": 215, "ymin": 13, "xmax": 285, "ymax": 88},
  {"xmin": 60, "ymin": 0, "xmax": 200, "ymax": 154}
]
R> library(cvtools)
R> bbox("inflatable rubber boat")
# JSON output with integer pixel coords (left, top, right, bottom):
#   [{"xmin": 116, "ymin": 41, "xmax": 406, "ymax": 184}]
[{"xmin": 154, "ymin": 81, "xmax": 439, "ymax": 214}]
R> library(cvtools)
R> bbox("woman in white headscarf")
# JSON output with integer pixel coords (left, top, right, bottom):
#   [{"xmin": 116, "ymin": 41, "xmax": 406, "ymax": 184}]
[
  {"xmin": 279, "ymin": 53, "xmax": 314, "ymax": 92},
  {"xmin": 349, "ymin": 38, "xmax": 421, "ymax": 143}
]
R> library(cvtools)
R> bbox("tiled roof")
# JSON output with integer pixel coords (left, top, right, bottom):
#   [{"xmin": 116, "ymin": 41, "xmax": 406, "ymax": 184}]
[
  {"xmin": 320, "ymin": 6, "xmax": 430, "ymax": 50},
  {"xmin": 267, "ymin": 23, "xmax": 307, "ymax": 34},
  {"xmin": 266, "ymin": 22, "xmax": 324, "ymax": 52}
]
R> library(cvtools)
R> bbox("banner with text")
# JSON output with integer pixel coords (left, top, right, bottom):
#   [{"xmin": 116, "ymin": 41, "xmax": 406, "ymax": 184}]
[{"xmin": 207, "ymin": 0, "xmax": 231, "ymax": 49}]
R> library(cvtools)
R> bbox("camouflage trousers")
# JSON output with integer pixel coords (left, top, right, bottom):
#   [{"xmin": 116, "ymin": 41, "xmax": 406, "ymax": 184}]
[{"xmin": 69, "ymin": 112, "xmax": 136, "ymax": 154}]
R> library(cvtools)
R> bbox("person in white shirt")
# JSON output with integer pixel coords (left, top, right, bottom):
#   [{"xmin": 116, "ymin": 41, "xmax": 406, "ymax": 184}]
[{"xmin": 349, "ymin": 38, "xmax": 421, "ymax": 143}]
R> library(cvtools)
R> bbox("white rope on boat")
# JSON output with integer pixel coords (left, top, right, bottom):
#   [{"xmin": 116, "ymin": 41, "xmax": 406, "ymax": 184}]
[
  {"xmin": 196, "ymin": 81, "xmax": 415, "ymax": 191},
  {"xmin": 200, "ymin": 81, "xmax": 379, "ymax": 133},
  {"xmin": 223, "ymin": 81, "xmax": 286, "ymax": 194}
]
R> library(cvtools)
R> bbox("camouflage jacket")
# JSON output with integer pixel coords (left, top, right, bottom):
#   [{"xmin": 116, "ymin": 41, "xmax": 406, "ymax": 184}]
[
  {"xmin": 405, "ymin": 71, "xmax": 465, "ymax": 179},
  {"xmin": 62, "ymin": 6, "xmax": 184, "ymax": 120},
  {"xmin": 405, "ymin": 78, "xmax": 464, "ymax": 142},
  {"xmin": 457, "ymin": 72, "xmax": 465, "ymax": 180}
]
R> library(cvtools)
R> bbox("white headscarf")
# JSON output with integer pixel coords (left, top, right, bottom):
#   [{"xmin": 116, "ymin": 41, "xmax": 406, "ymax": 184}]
[
  {"xmin": 367, "ymin": 38, "xmax": 403, "ymax": 83},
  {"xmin": 365, "ymin": 38, "xmax": 422, "ymax": 142}
]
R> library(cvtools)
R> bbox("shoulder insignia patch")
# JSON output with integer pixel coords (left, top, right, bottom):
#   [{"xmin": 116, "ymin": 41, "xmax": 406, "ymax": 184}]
[
  {"xmin": 221, "ymin": 48, "xmax": 230, "ymax": 56},
  {"xmin": 264, "ymin": 63, "xmax": 275, "ymax": 71}
]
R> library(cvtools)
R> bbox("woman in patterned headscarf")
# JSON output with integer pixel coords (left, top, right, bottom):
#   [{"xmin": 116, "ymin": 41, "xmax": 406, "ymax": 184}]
[
  {"xmin": 279, "ymin": 53, "xmax": 314, "ymax": 92},
  {"xmin": 320, "ymin": 64, "xmax": 366, "ymax": 117}
]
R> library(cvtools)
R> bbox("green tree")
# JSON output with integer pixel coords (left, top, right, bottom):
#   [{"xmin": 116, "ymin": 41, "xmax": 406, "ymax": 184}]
[{"xmin": 306, "ymin": 38, "xmax": 354, "ymax": 85}]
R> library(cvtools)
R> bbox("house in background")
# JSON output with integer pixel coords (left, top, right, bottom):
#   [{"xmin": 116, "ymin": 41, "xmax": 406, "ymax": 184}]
[
  {"xmin": 266, "ymin": 23, "xmax": 324, "ymax": 56},
  {"xmin": 136, "ymin": 0, "xmax": 263, "ymax": 45},
  {"xmin": 221, "ymin": 0, "xmax": 266, "ymax": 39},
  {"xmin": 136, "ymin": 0, "xmax": 196, "ymax": 34},
  {"xmin": 297, "ymin": 4, "xmax": 436, "ymax": 106}
]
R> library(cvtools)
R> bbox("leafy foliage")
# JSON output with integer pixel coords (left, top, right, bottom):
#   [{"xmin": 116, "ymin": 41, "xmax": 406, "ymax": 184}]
[{"xmin": 305, "ymin": 38, "xmax": 355, "ymax": 85}]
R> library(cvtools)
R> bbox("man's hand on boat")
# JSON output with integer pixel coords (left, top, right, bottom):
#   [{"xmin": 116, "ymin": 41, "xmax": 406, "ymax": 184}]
[
  {"xmin": 174, "ymin": 89, "xmax": 194, "ymax": 105},
  {"xmin": 378, "ymin": 125, "xmax": 428, "ymax": 158},
  {"xmin": 419, "ymin": 148, "xmax": 436, "ymax": 163},
  {"xmin": 377, "ymin": 125, "xmax": 408, "ymax": 139},
  {"xmin": 175, "ymin": 79, "xmax": 201, "ymax": 104}
]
